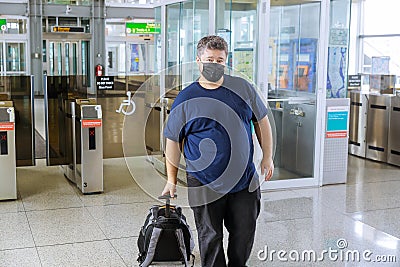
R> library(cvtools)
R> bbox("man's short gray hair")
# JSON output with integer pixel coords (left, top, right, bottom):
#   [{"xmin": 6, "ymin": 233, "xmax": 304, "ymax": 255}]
[{"xmin": 197, "ymin": 35, "xmax": 228, "ymax": 57}]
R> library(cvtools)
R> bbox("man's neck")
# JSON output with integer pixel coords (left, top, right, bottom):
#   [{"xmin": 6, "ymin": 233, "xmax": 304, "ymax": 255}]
[{"xmin": 198, "ymin": 76, "xmax": 224, "ymax": 89}]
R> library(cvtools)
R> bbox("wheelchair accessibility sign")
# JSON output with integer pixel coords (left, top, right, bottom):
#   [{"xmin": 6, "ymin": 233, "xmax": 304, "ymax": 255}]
[{"xmin": 116, "ymin": 91, "xmax": 136, "ymax": 115}]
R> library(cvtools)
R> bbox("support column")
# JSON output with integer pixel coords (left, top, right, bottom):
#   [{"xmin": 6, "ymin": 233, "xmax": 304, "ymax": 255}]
[
  {"xmin": 29, "ymin": 0, "xmax": 43, "ymax": 95},
  {"xmin": 93, "ymin": 0, "xmax": 106, "ymax": 75}
]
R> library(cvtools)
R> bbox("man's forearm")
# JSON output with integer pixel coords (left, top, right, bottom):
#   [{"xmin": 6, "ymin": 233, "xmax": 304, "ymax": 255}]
[
  {"xmin": 254, "ymin": 117, "xmax": 273, "ymax": 159},
  {"xmin": 165, "ymin": 138, "xmax": 181, "ymax": 184}
]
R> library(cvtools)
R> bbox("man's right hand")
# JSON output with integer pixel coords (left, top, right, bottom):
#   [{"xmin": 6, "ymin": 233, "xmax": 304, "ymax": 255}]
[{"xmin": 161, "ymin": 180, "xmax": 177, "ymax": 198}]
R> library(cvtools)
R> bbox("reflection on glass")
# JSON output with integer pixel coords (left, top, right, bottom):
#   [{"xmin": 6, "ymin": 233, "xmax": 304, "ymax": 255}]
[{"xmin": 269, "ymin": 3, "xmax": 319, "ymax": 95}]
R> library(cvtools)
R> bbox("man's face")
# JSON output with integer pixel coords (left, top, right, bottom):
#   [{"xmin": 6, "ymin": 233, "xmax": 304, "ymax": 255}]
[{"xmin": 196, "ymin": 48, "xmax": 227, "ymax": 71}]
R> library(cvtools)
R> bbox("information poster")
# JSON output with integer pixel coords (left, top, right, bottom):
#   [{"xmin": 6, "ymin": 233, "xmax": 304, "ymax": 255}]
[
  {"xmin": 233, "ymin": 48, "xmax": 254, "ymax": 81},
  {"xmin": 326, "ymin": 106, "xmax": 349, "ymax": 138}
]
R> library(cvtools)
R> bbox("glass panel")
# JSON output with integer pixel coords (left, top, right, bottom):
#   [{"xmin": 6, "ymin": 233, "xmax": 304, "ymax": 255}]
[
  {"xmin": 105, "ymin": 23, "xmax": 126, "ymax": 37},
  {"xmin": 327, "ymin": 0, "xmax": 351, "ymax": 98},
  {"xmin": 6, "ymin": 43, "xmax": 26, "ymax": 73},
  {"xmin": 58, "ymin": 17, "xmax": 78, "ymax": 26},
  {"xmin": 81, "ymin": 18, "xmax": 90, "ymax": 33},
  {"xmin": 0, "ymin": 43, "xmax": 3, "ymax": 73},
  {"xmin": 107, "ymin": 43, "xmax": 126, "ymax": 75},
  {"xmin": 42, "ymin": 40, "xmax": 47, "ymax": 63},
  {"xmin": 5, "ymin": 19, "xmax": 27, "ymax": 34},
  {"xmin": 49, "ymin": 42, "xmax": 55, "ymax": 75},
  {"xmin": 166, "ymin": 4, "xmax": 181, "ymax": 69},
  {"xmin": 0, "ymin": 76, "xmax": 34, "ymax": 166},
  {"xmin": 81, "ymin": 41, "xmax": 90, "ymax": 86},
  {"xmin": 193, "ymin": 0, "xmax": 209, "ymax": 46},
  {"xmin": 65, "ymin": 43, "xmax": 70, "ymax": 76},
  {"xmin": 46, "ymin": 76, "xmax": 87, "ymax": 165},
  {"xmin": 363, "ymin": 0, "xmax": 400, "ymax": 35},
  {"xmin": 154, "ymin": 7, "xmax": 162, "ymax": 74},
  {"xmin": 147, "ymin": 43, "xmax": 156, "ymax": 74},
  {"xmin": 220, "ymin": 0, "xmax": 258, "ymax": 82},
  {"xmin": 44, "ymin": 0, "xmax": 91, "ymax": 5},
  {"xmin": 57, "ymin": 42, "xmax": 62, "ymax": 75},
  {"xmin": 268, "ymin": 2, "xmax": 320, "ymax": 181},
  {"xmin": 72, "ymin": 43, "xmax": 77, "ymax": 75},
  {"xmin": 362, "ymin": 36, "xmax": 400, "ymax": 88}
]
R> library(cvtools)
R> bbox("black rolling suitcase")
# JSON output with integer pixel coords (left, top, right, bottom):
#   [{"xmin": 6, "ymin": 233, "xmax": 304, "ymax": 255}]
[{"xmin": 137, "ymin": 195, "xmax": 195, "ymax": 267}]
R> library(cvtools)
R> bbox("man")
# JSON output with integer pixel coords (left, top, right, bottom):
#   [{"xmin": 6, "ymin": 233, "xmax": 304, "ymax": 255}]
[{"xmin": 162, "ymin": 35, "xmax": 274, "ymax": 267}]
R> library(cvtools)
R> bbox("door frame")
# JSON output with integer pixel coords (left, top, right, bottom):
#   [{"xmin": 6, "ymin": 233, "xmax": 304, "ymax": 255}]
[{"xmin": 258, "ymin": 0, "xmax": 329, "ymax": 190}]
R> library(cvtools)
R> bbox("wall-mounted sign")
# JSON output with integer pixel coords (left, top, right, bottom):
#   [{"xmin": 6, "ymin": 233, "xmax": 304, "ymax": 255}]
[
  {"xmin": 52, "ymin": 26, "xmax": 85, "ymax": 33},
  {"xmin": 348, "ymin": 74, "xmax": 361, "ymax": 87},
  {"xmin": 0, "ymin": 19, "xmax": 7, "ymax": 31},
  {"xmin": 326, "ymin": 106, "xmax": 349, "ymax": 138},
  {"xmin": 96, "ymin": 76, "xmax": 114, "ymax": 90},
  {"xmin": 125, "ymin": 22, "xmax": 161, "ymax": 34}
]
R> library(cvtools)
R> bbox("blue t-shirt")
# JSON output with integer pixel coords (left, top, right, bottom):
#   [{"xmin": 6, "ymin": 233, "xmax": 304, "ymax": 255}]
[{"xmin": 164, "ymin": 75, "xmax": 268, "ymax": 193}]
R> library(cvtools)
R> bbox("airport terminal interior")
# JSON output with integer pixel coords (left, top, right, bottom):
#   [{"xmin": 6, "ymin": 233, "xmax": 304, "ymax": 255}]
[{"xmin": 0, "ymin": 0, "xmax": 400, "ymax": 266}]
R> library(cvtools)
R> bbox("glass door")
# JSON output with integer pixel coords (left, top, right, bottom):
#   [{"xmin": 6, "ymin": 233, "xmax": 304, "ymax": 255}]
[
  {"xmin": 5, "ymin": 42, "xmax": 26, "ymax": 74},
  {"xmin": 45, "ymin": 41, "xmax": 86, "ymax": 77},
  {"xmin": 263, "ymin": 1, "xmax": 323, "ymax": 189}
]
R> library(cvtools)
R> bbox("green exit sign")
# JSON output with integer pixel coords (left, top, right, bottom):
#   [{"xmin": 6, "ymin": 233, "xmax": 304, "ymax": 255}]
[
  {"xmin": 0, "ymin": 19, "xmax": 7, "ymax": 31},
  {"xmin": 126, "ymin": 22, "xmax": 161, "ymax": 34}
]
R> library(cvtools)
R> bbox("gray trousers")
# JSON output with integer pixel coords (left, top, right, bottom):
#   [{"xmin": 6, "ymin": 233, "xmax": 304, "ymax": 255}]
[{"xmin": 187, "ymin": 174, "xmax": 261, "ymax": 267}]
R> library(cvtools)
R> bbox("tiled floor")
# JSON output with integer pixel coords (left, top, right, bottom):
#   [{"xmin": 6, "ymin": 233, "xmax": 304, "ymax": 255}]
[{"xmin": 0, "ymin": 155, "xmax": 399, "ymax": 266}]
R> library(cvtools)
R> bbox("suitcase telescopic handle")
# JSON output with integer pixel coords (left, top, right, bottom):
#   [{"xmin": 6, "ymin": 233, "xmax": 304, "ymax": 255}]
[{"xmin": 158, "ymin": 195, "xmax": 177, "ymax": 218}]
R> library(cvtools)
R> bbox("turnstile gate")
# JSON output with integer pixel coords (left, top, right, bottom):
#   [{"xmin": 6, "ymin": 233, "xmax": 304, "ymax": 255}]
[
  {"xmin": 74, "ymin": 99, "xmax": 103, "ymax": 193},
  {"xmin": 388, "ymin": 96, "xmax": 400, "ymax": 166},
  {"xmin": 349, "ymin": 91, "xmax": 368, "ymax": 157},
  {"xmin": 0, "ymin": 101, "xmax": 17, "ymax": 200}
]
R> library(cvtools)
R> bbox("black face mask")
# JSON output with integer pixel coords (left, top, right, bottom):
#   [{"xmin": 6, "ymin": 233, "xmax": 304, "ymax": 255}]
[{"xmin": 201, "ymin": 63, "xmax": 225, "ymax": 82}]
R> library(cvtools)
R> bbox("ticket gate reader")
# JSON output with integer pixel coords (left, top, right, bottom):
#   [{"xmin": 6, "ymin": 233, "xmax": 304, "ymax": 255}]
[
  {"xmin": 0, "ymin": 101, "xmax": 17, "ymax": 200},
  {"xmin": 75, "ymin": 99, "xmax": 103, "ymax": 193}
]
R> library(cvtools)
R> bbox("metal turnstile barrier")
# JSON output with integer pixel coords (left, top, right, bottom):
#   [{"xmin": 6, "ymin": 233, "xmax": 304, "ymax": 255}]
[
  {"xmin": 0, "ymin": 101, "xmax": 17, "ymax": 200},
  {"xmin": 349, "ymin": 91, "xmax": 368, "ymax": 157},
  {"xmin": 75, "ymin": 99, "xmax": 103, "ymax": 193},
  {"xmin": 388, "ymin": 96, "xmax": 400, "ymax": 166},
  {"xmin": 366, "ymin": 94, "xmax": 392, "ymax": 162}
]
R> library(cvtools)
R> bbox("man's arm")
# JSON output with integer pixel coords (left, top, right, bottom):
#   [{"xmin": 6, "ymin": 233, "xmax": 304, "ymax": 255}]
[
  {"xmin": 253, "ymin": 116, "xmax": 274, "ymax": 181},
  {"xmin": 161, "ymin": 138, "xmax": 181, "ymax": 197}
]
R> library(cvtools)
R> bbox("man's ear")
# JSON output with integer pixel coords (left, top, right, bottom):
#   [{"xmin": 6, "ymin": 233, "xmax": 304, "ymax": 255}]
[{"xmin": 196, "ymin": 56, "xmax": 200, "ymax": 63}]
